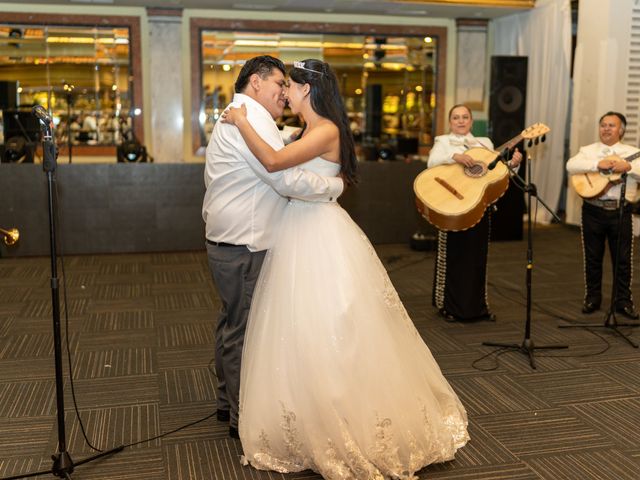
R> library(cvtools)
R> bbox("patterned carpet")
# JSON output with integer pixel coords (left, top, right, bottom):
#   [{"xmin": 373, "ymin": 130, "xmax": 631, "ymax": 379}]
[{"xmin": 0, "ymin": 224, "xmax": 639, "ymax": 479}]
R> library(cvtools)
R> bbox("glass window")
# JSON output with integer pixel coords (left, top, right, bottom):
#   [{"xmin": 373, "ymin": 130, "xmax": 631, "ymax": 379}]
[
  {"xmin": 0, "ymin": 23, "xmax": 134, "ymax": 153},
  {"xmin": 198, "ymin": 30, "xmax": 438, "ymax": 161}
]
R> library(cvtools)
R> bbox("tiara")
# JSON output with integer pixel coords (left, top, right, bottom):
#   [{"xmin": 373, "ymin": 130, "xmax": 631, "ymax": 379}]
[{"xmin": 293, "ymin": 61, "xmax": 324, "ymax": 75}]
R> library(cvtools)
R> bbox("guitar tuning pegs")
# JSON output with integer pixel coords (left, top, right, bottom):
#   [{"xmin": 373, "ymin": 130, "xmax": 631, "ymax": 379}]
[
  {"xmin": 541, "ymin": 134, "xmax": 546, "ymax": 142},
  {"xmin": 535, "ymin": 137, "xmax": 540, "ymax": 145},
  {"xmin": 528, "ymin": 139, "xmax": 533, "ymax": 148}
]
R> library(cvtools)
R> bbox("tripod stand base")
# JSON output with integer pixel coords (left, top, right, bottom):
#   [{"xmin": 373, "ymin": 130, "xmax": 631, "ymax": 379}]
[
  {"xmin": 560, "ymin": 312, "xmax": 639, "ymax": 348},
  {"xmin": 52, "ymin": 451, "xmax": 74, "ymax": 478},
  {"xmin": 5, "ymin": 445, "xmax": 125, "ymax": 480},
  {"xmin": 482, "ymin": 338, "xmax": 568, "ymax": 369}
]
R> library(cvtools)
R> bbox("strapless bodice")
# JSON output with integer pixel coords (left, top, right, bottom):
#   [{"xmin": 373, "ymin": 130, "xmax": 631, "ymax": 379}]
[{"xmin": 301, "ymin": 157, "xmax": 341, "ymax": 176}]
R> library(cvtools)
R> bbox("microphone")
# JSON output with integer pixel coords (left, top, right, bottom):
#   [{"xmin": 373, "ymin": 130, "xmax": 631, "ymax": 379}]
[
  {"xmin": 32, "ymin": 105, "xmax": 52, "ymax": 123},
  {"xmin": 32, "ymin": 105, "xmax": 53, "ymax": 138}
]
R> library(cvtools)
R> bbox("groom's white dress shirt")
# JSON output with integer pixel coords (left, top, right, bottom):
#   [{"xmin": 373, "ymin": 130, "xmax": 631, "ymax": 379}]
[{"xmin": 203, "ymin": 93, "xmax": 344, "ymax": 252}]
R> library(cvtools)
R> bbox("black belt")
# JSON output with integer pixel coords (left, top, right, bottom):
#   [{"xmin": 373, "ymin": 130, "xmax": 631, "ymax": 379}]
[
  {"xmin": 206, "ymin": 239, "xmax": 241, "ymax": 247},
  {"xmin": 584, "ymin": 198, "xmax": 623, "ymax": 210}
]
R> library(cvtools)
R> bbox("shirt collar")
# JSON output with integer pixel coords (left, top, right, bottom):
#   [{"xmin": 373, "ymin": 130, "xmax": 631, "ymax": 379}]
[
  {"xmin": 598, "ymin": 141, "xmax": 621, "ymax": 156},
  {"xmin": 449, "ymin": 133, "xmax": 475, "ymax": 146},
  {"xmin": 232, "ymin": 93, "xmax": 273, "ymax": 120}
]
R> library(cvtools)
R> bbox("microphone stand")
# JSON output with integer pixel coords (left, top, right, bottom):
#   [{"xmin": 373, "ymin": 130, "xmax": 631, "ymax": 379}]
[
  {"xmin": 560, "ymin": 171, "xmax": 639, "ymax": 347},
  {"xmin": 6, "ymin": 107, "xmax": 124, "ymax": 480},
  {"xmin": 482, "ymin": 146, "xmax": 568, "ymax": 369}
]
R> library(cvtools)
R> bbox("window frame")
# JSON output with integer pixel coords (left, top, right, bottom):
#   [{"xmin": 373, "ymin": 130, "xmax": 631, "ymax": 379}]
[
  {"xmin": 0, "ymin": 12, "xmax": 143, "ymax": 156},
  {"xmin": 189, "ymin": 18, "xmax": 447, "ymax": 156}
]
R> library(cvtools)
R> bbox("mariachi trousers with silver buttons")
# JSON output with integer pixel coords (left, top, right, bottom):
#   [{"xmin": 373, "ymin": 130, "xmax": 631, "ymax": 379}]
[
  {"xmin": 581, "ymin": 202, "xmax": 634, "ymax": 309},
  {"xmin": 432, "ymin": 211, "xmax": 491, "ymax": 320}
]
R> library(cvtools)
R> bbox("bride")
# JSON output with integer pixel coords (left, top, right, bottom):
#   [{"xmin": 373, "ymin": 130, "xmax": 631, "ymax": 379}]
[{"xmin": 221, "ymin": 59, "xmax": 468, "ymax": 480}]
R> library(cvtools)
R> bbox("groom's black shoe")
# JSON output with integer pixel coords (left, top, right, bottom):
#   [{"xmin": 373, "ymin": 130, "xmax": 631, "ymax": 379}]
[
  {"xmin": 229, "ymin": 426, "xmax": 240, "ymax": 439},
  {"xmin": 216, "ymin": 409, "xmax": 230, "ymax": 422}
]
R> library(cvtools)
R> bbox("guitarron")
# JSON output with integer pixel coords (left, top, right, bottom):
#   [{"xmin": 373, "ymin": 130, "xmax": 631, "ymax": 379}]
[{"xmin": 414, "ymin": 123, "xmax": 550, "ymax": 231}]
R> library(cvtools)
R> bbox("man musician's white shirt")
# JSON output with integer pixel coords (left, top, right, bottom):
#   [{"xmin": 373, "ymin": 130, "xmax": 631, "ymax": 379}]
[
  {"xmin": 567, "ymin": 141, "xmax": 640, "ymax": 203},
  {"xmin": 203, "ymin": 93, "xmax": 344, "ymax": 252}
]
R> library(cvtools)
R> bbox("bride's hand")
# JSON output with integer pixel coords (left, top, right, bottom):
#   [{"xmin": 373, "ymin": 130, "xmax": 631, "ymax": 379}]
[{"xmin": 221, "ymin": 104, "xmax": 247, "ymax": 126}]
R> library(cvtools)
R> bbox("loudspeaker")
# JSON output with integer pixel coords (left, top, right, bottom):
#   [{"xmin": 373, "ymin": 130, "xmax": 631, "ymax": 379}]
[
  {"xmin": 489, "ymin": 56, "xmax": 527, "ymax": 241},
  {"xmin": 0, "ymin": 81, "xmax": 17, "ymax": 110},
  {"xmin": 489, "ymin": 56, "xmax": 527, "ymax": 146},
  {"xmin": 364, "ymin": 84, "xmax": 382, "ymax": 140}
]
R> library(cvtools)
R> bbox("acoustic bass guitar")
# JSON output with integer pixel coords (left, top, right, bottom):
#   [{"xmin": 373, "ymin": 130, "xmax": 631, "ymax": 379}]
[
  {"xmin": 414, "ymin": 123, "xmax": 550, "ymax": 232},
  {"xmin": 570, "ymin": 151, "xmax": 640, "ymax": 199}
]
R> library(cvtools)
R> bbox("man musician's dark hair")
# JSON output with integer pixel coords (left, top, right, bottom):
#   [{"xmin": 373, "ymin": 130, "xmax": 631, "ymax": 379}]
[
  {"xmin": 599, "ymin": 111, "xmax": 627, "ymax": 138},
  {"xmin": 234, "ymin": 55, "xmax": 286, "ymax": 93}
]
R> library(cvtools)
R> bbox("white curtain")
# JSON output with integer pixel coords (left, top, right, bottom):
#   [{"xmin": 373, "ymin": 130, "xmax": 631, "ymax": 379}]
[{"xmin": 491, "ymin": 0, "xmax": 572, "ymax": 223}]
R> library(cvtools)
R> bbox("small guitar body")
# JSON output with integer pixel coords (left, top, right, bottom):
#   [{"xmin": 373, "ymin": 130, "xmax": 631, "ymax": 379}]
[
  {"xmin": 571, "ymin": 170, "xmax": 622, "ymax": 199},
  {"xmin": 414, "ymin": 149, "xmax": 509, "ymax": 231},
  {"xmin": 569, "ymin": 152, "xmax": 640, "ymax": 198}
]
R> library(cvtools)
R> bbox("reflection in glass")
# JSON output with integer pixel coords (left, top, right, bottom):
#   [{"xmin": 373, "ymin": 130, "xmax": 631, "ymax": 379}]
[
  {"xmin": 0, "ymin": 24, "xmax": 132, "ymax": 155},
  {"xmin": 199, "ymin": 31, "xmax": 437, "ymax": 161}
]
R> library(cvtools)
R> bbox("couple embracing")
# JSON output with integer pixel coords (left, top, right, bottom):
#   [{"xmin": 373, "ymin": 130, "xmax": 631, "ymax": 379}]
[{"xmin": 202, "ymin": 55, "xmax": 468, "ymax": 479}]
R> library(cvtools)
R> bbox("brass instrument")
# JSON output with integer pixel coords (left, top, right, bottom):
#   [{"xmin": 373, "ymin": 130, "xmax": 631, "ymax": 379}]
[{"xmin": 0, "ymin": 227, "xmax": 19, "ymax": 246}]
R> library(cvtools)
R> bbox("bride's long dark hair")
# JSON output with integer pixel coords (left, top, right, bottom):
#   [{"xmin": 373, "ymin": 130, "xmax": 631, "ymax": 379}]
[{"xmin": 289, "ymin": 59, "xmax": 358, "ymax": 186}]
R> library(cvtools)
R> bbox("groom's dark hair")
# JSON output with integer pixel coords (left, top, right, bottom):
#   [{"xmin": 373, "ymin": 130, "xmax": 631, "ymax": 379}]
[{"xmin": 235, "ymin": 55, "xmax": 286, "ymax": 93}]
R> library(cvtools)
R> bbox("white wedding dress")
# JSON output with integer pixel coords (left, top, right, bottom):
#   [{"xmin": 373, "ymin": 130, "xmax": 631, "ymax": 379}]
[{"xmin": 239, "ymin": 158, "xmax": 469, "ymax": 480}]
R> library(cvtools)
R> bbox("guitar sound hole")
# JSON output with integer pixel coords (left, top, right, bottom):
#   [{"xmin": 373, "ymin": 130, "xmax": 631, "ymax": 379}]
[{"xmin": 464, "ymin": 162, "xmax": 486, "ymax": 178}]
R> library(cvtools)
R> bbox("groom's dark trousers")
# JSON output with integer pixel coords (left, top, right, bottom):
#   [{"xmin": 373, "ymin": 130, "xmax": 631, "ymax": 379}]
[{"xmin": 206, "ymin": 241, "xmax": 266, "ymax": 429}]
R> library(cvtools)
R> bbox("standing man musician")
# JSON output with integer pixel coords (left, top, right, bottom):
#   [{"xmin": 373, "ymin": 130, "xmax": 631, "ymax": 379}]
[
  {"xmin": 203, "ymin": 56, "xmax": 343, "ymax": 438},
  {"xmin": 566, "ymin": 111, "xmax": 640, "ymax": 319}
]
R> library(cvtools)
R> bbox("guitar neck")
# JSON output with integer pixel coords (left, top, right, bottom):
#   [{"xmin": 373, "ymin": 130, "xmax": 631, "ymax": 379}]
[
  {"xmin": 495, "ymin": 134, "xmax": 523, "ymax": 153},
  {"xmin": 625, "ymin": 150, "xmax": 640, "ymax": 162}
]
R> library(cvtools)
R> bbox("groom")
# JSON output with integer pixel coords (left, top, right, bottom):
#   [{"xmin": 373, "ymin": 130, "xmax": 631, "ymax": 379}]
[{"xmin": 203, "ymin": 55, "xmax": 344, "ymax": 438}]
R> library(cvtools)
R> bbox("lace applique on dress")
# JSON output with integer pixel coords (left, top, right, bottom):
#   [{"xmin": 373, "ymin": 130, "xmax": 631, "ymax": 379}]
[
  {"xmin": 420, "ymin": 401, "xmax": 468, "ymax": 463},
  {"xmin": 322, "ymin": 439, "xmax": 357, "ymax": 479},
  {"xmin": 322, "ymin": 420, "xmax": 385, "ymax": 480},
  {"xmin": 382, "ymin": 277, "xmax": 402, "ymax": 310},
  {"xmin": 380, "ymin": 274, "xmax": 423, "ymax": 341},
  {"xmin": 246, "ymin": 404, "xmax": 313, "ymax": 473},
  {"xmin": 370, "ymin": 416, "xmax": 408, "ymax": 479},
  {"xmin": 442, "ymin": 403, "xmax": 470, "ymax": 449},
  {"xmin": 280, "ymin": 404, "xmax": 305, "ymax": 461}
]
